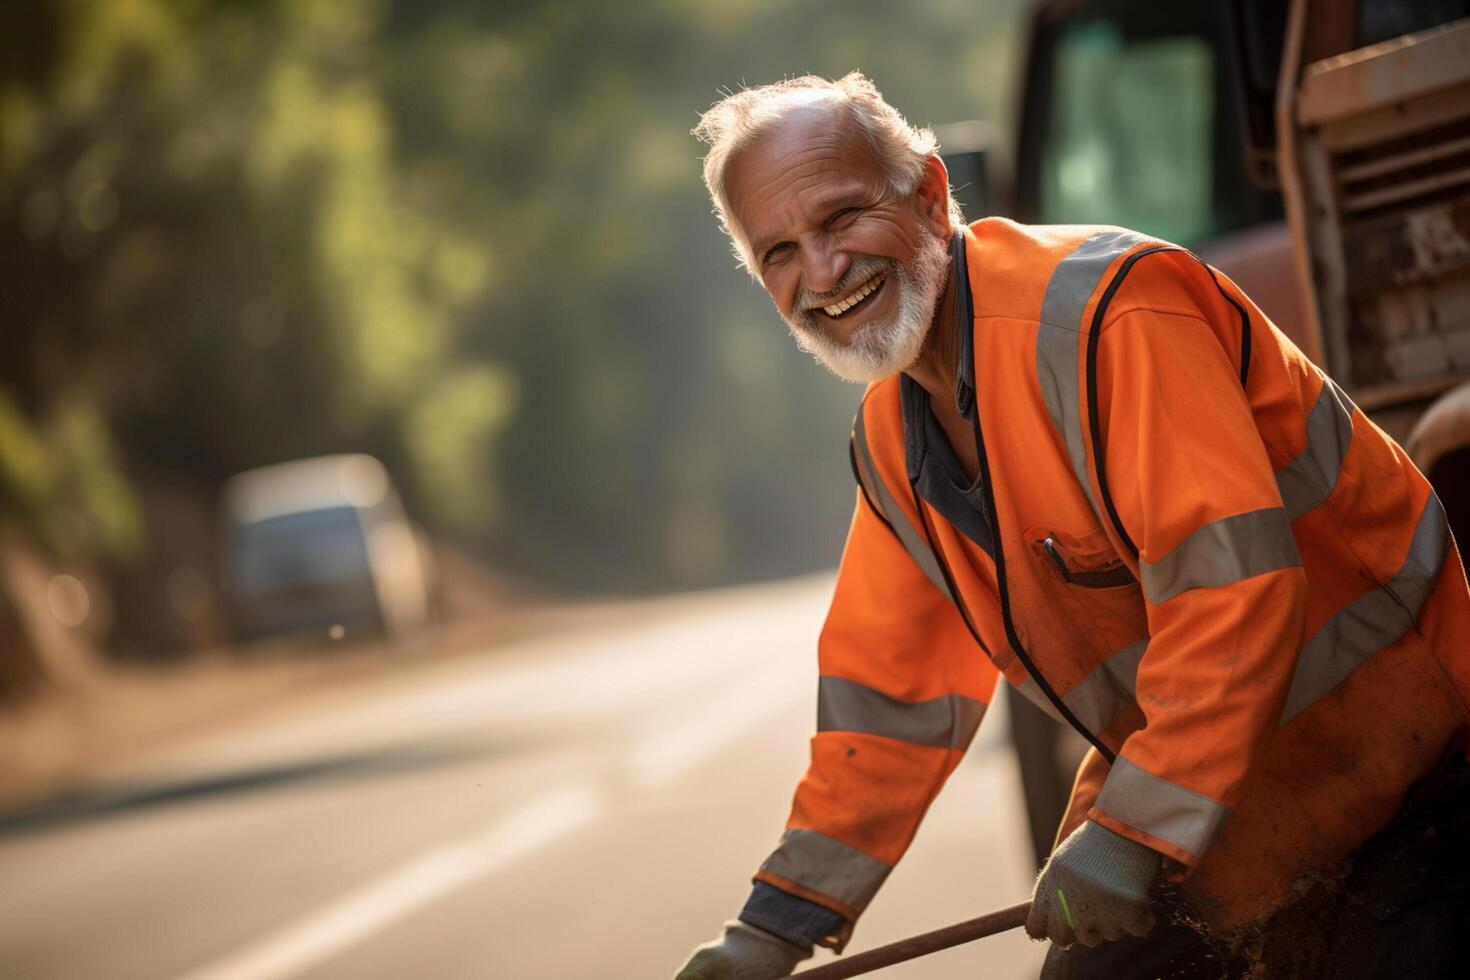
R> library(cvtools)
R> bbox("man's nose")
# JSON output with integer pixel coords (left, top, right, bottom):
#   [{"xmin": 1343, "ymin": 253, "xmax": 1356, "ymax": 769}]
[{"xmin": 800, "ymin": 244, "xmax": 850, "ymax": 296}]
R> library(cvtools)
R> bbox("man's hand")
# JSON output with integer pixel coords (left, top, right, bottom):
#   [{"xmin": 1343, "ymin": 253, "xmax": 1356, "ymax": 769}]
[
  {"xmin": 1026, "ymin": 820, "xmax": 1160, "ymax": 949},
  {"xmin": 674, "ymin": 920, "xmax": 811, "ymax": 980}
]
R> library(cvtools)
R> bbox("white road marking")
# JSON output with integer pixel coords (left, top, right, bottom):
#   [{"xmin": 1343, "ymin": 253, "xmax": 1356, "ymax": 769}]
[
  {"xmin": 173, "ymin": 784, "xmax": 599, "ymax": 980},
  {"xmin": 173, "ymin": 651, "xmax": 807, "ymax": 980},
  {"xmin": 630, "ymin": 671, "xmax": 806, "ymax": 789}
]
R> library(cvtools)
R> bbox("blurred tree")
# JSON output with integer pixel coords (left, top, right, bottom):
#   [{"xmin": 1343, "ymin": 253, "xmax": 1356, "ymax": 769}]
[
  {"xmin": 0, "ymin": 0, "xmax": 501, "ymax": 670},
  {"xmin": 0, "ymin": 0, "xmax": 1022, "ymax": 675},
  {"xmin": 378, "ymin": 0, "xmax": 1024, "ymax": 588}
]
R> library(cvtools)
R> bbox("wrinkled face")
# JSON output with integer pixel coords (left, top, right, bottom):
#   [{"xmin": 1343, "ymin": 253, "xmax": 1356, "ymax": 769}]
[{"xmin": 723, "ymin": 105, "xmax": 951, "ymax": 382}]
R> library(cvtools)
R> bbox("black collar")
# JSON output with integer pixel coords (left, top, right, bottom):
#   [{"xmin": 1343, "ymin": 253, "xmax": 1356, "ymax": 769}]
[
  {"xmin": 892, "ymin": 231, "xmax": 994, "ymax": 557},
  {"xmin": 899, "ymin": 230, "xmax": 978, "ymax": 482},
  {"xmin": 949, "ymin": 230, "xmax": 977, "ymax": 422}
]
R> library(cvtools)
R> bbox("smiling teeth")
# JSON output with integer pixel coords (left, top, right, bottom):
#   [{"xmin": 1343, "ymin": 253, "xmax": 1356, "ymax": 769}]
[{"xmin": 823, "ymin": 274, "xmax": 884, "ymax": 316}]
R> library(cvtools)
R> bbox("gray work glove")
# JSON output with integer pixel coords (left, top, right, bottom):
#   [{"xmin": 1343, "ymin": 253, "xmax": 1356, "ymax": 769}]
[
  {"xmin": 1026, "ymin": 820, "xmax": 1160, "ymax": 949},
  {"xmin": 674, "ymin": 920, "xmax": 811, "ymax": 979}
]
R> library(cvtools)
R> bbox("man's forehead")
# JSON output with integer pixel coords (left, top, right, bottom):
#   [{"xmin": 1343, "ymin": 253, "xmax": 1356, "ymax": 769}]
[
  {"xmin": 726, "ymin": 104, "xmax": 882, "ymax": 247},
  {"xmin": 729, "ymin": 104, "xmax": 877, "ymax": 187}
]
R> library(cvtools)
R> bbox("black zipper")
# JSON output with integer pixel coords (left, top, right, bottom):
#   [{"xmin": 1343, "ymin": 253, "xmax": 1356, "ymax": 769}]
[
  {"xmin": 965, "ymin": 381, "xmax": 1117, "ymax": 763},
  {"xmin": 1083, "ymin": 246, "xmax": 1174, "ymax": 557},
  {"xmin": 1083, "ymin": 247, "xmax": 1252, "ymax": 559},
  {"xmin": 909, "ymin": 478, "xmax": 992, "ymax": 660},
  {"xmin": 914, "ymin": 238, "xmax": 1117, "ymax": 763}
]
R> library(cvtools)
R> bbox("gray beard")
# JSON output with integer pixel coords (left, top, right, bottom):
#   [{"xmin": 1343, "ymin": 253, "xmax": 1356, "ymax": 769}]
[{"xmin": 781, "ymin": 233, "xmax": 950, "ymax": 384}]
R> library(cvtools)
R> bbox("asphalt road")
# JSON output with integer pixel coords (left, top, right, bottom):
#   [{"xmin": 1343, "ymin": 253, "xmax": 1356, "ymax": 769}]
[{"xmin": 0, "ymin": 576, "xmax": 1045, "ymax": 980}]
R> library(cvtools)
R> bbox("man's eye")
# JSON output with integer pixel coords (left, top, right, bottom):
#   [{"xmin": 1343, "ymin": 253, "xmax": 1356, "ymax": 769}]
[
  {"xmin": 828, "ymin": 207, "xmax": 862, "ymax": 228},
  {"xmin": 763, "ymin": 242, "xmax": 794, "ymax": 264}
]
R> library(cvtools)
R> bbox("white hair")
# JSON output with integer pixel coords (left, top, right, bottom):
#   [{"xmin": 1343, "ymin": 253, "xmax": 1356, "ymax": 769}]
[{"xmin": 692, "ymin": 72, "xmax": 963, "ymax": 270}]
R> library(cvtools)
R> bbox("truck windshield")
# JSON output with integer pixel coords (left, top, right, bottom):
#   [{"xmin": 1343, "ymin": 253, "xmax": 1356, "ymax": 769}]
[
  {"xmin": 230, "ymin": 506, "xmax": 372, "ymax": 595},
  {"xmin": 1020, "ymin": 1, "xmax": 1280, "ymax": 246},
  {"xmin": 1040, "ymin": 25, "xmax": 1212, "ymax": 243}
]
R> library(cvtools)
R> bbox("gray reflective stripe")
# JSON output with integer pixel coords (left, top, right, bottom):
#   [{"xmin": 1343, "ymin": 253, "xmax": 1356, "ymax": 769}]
[
  {"xmin": 1062, "ymin": 640, "xmax": 1147, "ymax": 734},
  {"xmin": 1095, "ymin": 757, "xmax": 1233, "ymax": 857},
  {"xmin": 760, "ymin": 828, "xmax": 891, "ymax": 914},
  {"xmin": 1014, "ymin": 674, "xmax": 1067, "ymax": 723},
  {"xmin": 1035, "ymin": 230, "xmax": 1149, "ymax": 514},
  {"xmin": 850, "ymin": 407, "xmax": 888, "ymax": 516},
  {"xmin": 818, "ymin": 676, "xmax": 986, "ymax": 750},
  {"xmin": 1139, "ymin": 508, "xmax": 1301, "ymax": 605},
  {"xmin": 1009, "ymin": 639, "xmax": 1146, "ymax": 732},
  {"xmin": 1277, "ymin": 374, "xmax": 1355, "ymax": 522},
  {"xmin": 852, "ymin": 407, "xmax": 953, "ymax": 599},
  {"xmin": 1280, "ymin": 492, "xmax": 1450, "ymax": 724}
]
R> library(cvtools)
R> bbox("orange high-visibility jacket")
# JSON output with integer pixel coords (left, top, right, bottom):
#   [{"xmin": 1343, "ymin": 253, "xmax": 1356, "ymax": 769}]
[{"xmin": 753, "ymin": 219, "xmax": 1470, "ymax": 935}]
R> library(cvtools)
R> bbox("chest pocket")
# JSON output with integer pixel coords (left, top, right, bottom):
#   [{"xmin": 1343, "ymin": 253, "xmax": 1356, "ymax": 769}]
[{"xmin": 1026, "ymin": 524, "xmax": 1149, "ymax": 660}]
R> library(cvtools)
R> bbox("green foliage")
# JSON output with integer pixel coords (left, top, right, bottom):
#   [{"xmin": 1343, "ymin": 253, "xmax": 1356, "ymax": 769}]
[
  {"xmin": 404, "ymin": 365, "xmax": 517, "ymax": 528},
  {"xmin": 0, "ymin": 388, "xmax": 142, "ymax": 558},
  {"xmin": 1, "ymin": 0, "xmax": 1023, "ymax": 598},
  {"xmin": 0, "ymin": 392, "xmax": 51, "ymax": 516}
]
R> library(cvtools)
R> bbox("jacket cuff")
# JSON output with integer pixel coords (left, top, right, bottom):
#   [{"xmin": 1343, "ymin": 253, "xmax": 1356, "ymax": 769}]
[
  {"xmin": 1089, "ymin": 756, "xmax": 1233, "ymax": 870},
  {"xmin": 1088, "ymin": 807, "xmax": 1196, "ymax": 873},
  {"xmin": 739, "ymin": 882, "xmax": 851, "ymax": 951}
]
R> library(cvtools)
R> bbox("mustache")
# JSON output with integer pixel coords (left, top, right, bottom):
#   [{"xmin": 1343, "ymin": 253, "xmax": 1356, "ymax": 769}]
[{"xmin": 795, "ymin": 256, "xmax": 897, "ymax": 312}]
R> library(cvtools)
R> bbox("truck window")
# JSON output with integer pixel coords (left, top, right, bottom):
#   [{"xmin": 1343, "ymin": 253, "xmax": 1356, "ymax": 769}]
[
  {"xmin": 1039, "ymin": 24, "xmax": 1214, "ymax": 244},
  {"xmin": 1018, "ymin": 0, "xmax": 1281, "ymax": 247},
  {"xmin": 231, "ymin": 506, "xmax": 373, "ymax": 595},
  {"xmin": 1357, "ymin": 0, "xmax": 1469, "ymax": 47}
]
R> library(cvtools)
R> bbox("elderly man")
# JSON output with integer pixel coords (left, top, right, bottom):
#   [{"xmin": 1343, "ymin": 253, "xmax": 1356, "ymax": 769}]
[{"xmin": 674, "ymin": 73, "xmax": 1470, "ymax": 979}]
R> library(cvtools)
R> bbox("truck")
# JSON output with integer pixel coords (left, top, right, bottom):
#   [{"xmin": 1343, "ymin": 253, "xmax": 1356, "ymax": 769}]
[
  {"xmin": 941, "ymin": 0, "xmax": 1470, "ymax": 866},
  {"xmin": 223, "ymin": 454, "xmax": 435, "ymax": 644}
]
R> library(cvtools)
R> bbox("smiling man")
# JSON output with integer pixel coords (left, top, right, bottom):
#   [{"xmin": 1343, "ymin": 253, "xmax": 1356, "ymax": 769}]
[
  {"xmin": 712, "ymin": 84, "xmax": 955, "ymax": 390},
  {"xmin": 675, "ymin": 73, "xmax": 1470, "ymax": 980},
  {"xmin": 731, "ymin": 103, "xmax": 952, "ymax": 387}
]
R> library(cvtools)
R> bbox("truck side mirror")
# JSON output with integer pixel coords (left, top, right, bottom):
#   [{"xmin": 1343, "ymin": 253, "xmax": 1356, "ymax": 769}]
[
  {"xmin": 937, "ymin": 121, "xmax": 1008, "ymax": 220},
  {"xmin": 943, "ymin": 148, "xmax": 990, "ymax": 219}
]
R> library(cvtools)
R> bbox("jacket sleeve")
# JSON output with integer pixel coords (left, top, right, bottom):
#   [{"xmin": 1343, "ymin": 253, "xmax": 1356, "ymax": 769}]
[
  {"xmin": 1056, "ymin": 746, "xmax": 1110, "ymax": 851},
  {"xmin": 1085, "ymin": 280, "xmax": 1308, "ymax": 872},
  {"xmin": 750, "ymin": 488, "xmax": 1000, "ymax": 945}
]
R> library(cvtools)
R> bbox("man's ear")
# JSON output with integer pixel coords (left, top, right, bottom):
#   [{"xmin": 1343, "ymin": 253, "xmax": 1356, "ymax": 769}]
[{"xmin": 914, "ymin": 154, "xmax": 953, "ymax": 239}]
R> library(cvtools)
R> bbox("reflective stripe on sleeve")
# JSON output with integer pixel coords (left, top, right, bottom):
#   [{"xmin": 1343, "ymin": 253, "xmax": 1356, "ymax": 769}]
[
  {"xmin": 817, "ymin": 676, "xmax": 986, "ymax": 750},
  {"xmin": 852, "ymin": 408, "xmax": 953, "ymax": 600},
  {"xmin": 1139, "ymin": 508, "xmax": 1301, "ymax": 605},
  {"xmin": 1094, "ymin": 756, "xmax": 1233, "ymax": 858},
  {"xmin": 1035, "ymin": 231, "xmax": 1149, "ymax": 514},
  {"xmin": 1010, "ymin": 638, "xmax": 1146, "ymax": 732},
  {"xmin": 1013, "ymin": 675, "xmax": 1067, "ymax": 723},
  {"xmin": 1280, "ymin": 492, "xmax": 1450, "ymax": 724},
  {"xmin": 759, "ymin": 828, "xmax": 891, "ymax": 916},
  {"xmin": 1063, "ymin": 639, "xmax": 1147, "ymax": 734},
  {"xmin": 1276, "ymin": 375, "xmax": 1355, "ymax": 522}
]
